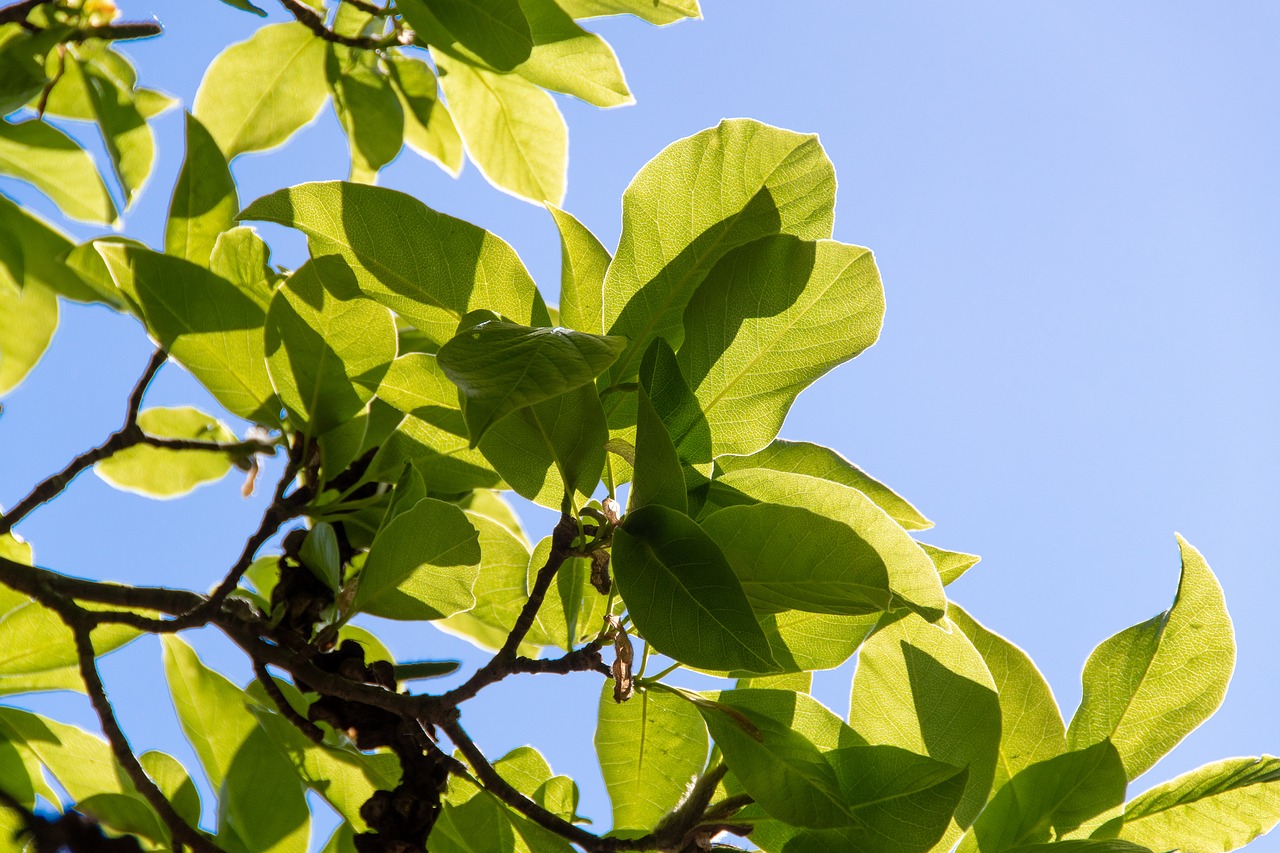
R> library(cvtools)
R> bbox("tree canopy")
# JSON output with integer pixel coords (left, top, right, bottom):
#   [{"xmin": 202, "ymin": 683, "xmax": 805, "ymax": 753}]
[{"xmin": 0, "ymin": 2, "xmax": 1276, "ymax": 853}]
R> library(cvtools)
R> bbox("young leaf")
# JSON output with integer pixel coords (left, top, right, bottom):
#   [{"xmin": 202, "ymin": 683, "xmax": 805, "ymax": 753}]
[
  {"xmin": 327, "ymin": 44, "xmax": 405, "ymax": 183},
  {"xmin": 510, "ymin": 0, "xmax": 632, "ymax": 107},
  {"xmin": 437, "ymin": 315, "xmax": 624, "ymax": 444},
  {"xmin": 354, "ymin": 497, "xmax": 481, "ymax": 620},
  {"xmin": 612, "ymin": 504, "xmax": 778, "ymax": 673},
  {"xmin": 711, "ymin": 468, "xmax": 946, "ymax": 622},
  {"xmin": 555, "ymin": 0, "xmax": 699, "ymax": 24},
  {"xmin": 946, "ymin": 603, "xmax": 1066, "ymax": 797},
  {"xmin": 549, "ymin": 205, "xmax": 609, "ymax": 336},
  {"xmin": 435, "ymin": 52, "xmax": 567, "ymax": 204},
  {"xmin": 1096, "ymin": 756, "xmax": 1280, "ymax": 852},
  {"xmin": 960, "ymin": 741, "xmax": 1127, "ymax": 853},
  {"xmin": 849, "ymin": 613, "xmax": 1002, "ymax": 830},
  {"xmin": 1066, "ymin": 535, "xmax": 1235, "ymax": 780},
  {"xmin": 239, "ymin": 181, "xmax": 549, "ymax": 343},
  {"xmin": 265, "ymin": 257, "xmax": 397, "ymax": 435},
  {"xmin": 925, "ymin": 543, "xmax": 982, "ymax": 586},
  {"xmin": 194, "ymin": 22, "xmax": 329, "ymax": 158},
  {"xmin": 678, "ymin": 235, "xmax": 883, "ymax": 457},
  {"xmin": 0, "ymin": 118, "xmax": 116, "ymax": 224},
  {"xmin": 595, "ymin": 683, "xmax": 708, "ymax": 832},
  {"xmin": 717, "ymin": 439, "xmax": 932, "ymax": 532},
  {"xmin": 387, "ymin": 53, "xmax": 463, "ymax": 174},
  {"xmin": 601, "ymin": 119, "xmax": 836, "ymax": 388},
  {"xmin": 300, "ymin": 522, "xmax": 342, "ymax": 592},
  {"xmin": 629, "ymin": 386, "xmax": 687, "ymax": 514},
  {"xmin": 0, "ymin": 275, "xmax": 56, "ymax": 398},
  {"xmin": 166, "ymin": 112, "xmax": 238, "ymax": 267},
  {"xmin": 95, "ymin": 406, "xmax": 239, "ymax": 498}
]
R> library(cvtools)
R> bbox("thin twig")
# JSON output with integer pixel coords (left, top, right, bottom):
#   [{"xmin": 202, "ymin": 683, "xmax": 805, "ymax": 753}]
[
  {"xmin": 0, "ymin": 349, "xmax": 165, "ymax": 537},
  {"xmin": 277, "ymin": 0, "xmax": 393, "ymax": 49},
  {"xmin": 0, "ymin": 0, "xmax": 45, "ymax": 26},
  {"xmin": 442, "ymin": 717, "xmax": 612, "ymax": 851},
  {"xmin": 68, "ymin": 21, "xmax": 164, "ymax": 41},
  {"xmin": 253, "ymin": 660, "xmax": 324, "ymax": 743},
  {"xmin": 65, "ymin": 608, "xmax": 223, "ymax": 853}
]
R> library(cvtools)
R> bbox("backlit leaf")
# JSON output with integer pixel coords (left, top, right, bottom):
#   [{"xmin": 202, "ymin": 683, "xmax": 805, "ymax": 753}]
[
  {"xmin": 327, "ymin": 44, "xmax": 404, "ymax": 183},
  {"xmin": 95, "ymin": 406, "xmax": 239, "ymax": 498},
  {"xmin": 387, "ymin": 52, "xmax": 463, "ymax": 174},
  {"xmin": 0, "ymin": 117, "xmax": 116, "ymax": 224},
  {"xmin": 166, "ymin": 111, "xmax": 238, "ymax": 267}
]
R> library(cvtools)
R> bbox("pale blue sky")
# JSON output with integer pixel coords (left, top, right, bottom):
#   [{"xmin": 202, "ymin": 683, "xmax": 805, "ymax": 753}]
[{"xmin": 2, "ymin": 1, "xmax": 1278, "ymax": 848}]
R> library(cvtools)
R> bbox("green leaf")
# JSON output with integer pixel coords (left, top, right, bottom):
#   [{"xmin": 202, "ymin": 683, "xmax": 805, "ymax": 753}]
[
  {"xmin": 435, "ymin": 52, "xmax": 567, "ymax": 204},
  {"xmin": 613, "ymin": 504, "xmax": 778, "ymax": 673},
  {"xmin": 949, "ymin": 603, "xmax": 1066, "ymax": 793},
  {"xmin": 95, "ymin": 406, "xmax": 239, "ymax": 498},
  {"xmin": 701, "ymin": 502, "xmax": 899, "ymax": 616},
  {"xmin": 0, "ymin": 275, "xmax": 56, "ymax": 398},
  {"xmin": 403, "ymin": 0, "xmax": 533, "ymax": 71},
  {"xmin": 378, "ymin": 352, "xmax": 459, "ymax": 417},
  {"xmin": 98, "ymin": 243, "xmax": 278, "ymax": 423},
  {"xmin": 549, "ymin": 205, "xmax": 609, "ymax": 335},
  {"xmin": 194, "ymin": 22, "xmax": 329, "ymax": 158},
  {"xmin": 0, "ymin": 586, "xmax": 141, "ymax": 676},
  {"xmin": 239, "ymin": 181, "xmax": 549, "ymax": 344},
  {"xmin": 395, "ymin": 660, "xmax": 461, "ymax": 681},
  {"xmin": 266, "ymin": 257, "xmax": 397, "ymax": 435},
  {"xmin": 1066, "ymin": 535, "xmax": 1235, "ymax": 780},
  {"xmin": 960, "ymin": 741, "xmax": 1127, "ymax": 853},
  {"xmin": 637, "ymin": 337, "xmax": 711, "ymax": 464},
  {"xmin": 211, "ymin": 226, "xmax": 278, "ymax": 309},
  {"xmin": 478, "ymin": 381, "xmax": 609, "ymax": 508},
  {"xmin": 678, "ymin": 235, "xmax": 883, "ymax": 457},
  {"xmin": 717, "ymin": 439, "xmax": 931, "ymax": 531},
  {"xmin": 366, "ymin": 411, "xmax": 503, "ymax": 493},
  {"xmin": 629, "ymin": 386, "xmax": 688, "ymax": 514},
  {"xmin": 431, "ymin": 787, "xmax": 520, "ymax": 853},
  {"xmin": 59, "ymin": 54, "xmax": 155, "ymax": 207},
  {"xmin": 737, "ymin": 671, "xmax": 813, "ymax": 693},
  {"xmin": 510, "ymin": 0, "xmax": 631, "ymax": 107},
  {"xmin": 60, "ymin": 237, "xmax": 136, "ymax": 310},
  {"xmin": 0, "ymin": 193, "xmax": 86, "ymax": 301},
  {"xmin": 437, "ymin": 315, "xmax": 624, "ymax": 444},
  {"xmin": 327, "ymin": 44, "xmax": 404, "ymax": 183},
  {"xmin": 387, "ymin": 52, "xmax": 463, "ymax": 174},
  {"xmin": 849, "ymin": 613, "xmax": 1002, "ymax": 830},
  {"xmin": 740, "ymin": 610, "xmax": 881, "ymax": 678},
  {"xmin": 161, "ymin": 636, "xmax": 310, "ymax": 853},
  {"xmin": 595, "ymin": 682, "xmax": 708, "ymax": 832},
  {"xmin": 700, "ymin": 697, "xmax": 852, "ymax": 829},
  {"xmin": 0, "ymin": 118, "xmax": 116, "ymax": 224},
  {"xmin": 710, "ymin": 468, "xmax": 946, "ymax": 621},
  {"xmin": 1006, "ymin": 843, "xmax": 1153, "ymax": 853},
  {"xmin": 526, "ymin": 536, "xmax": 612, "ymax": 649},
  {"xmin": 457, "ymin": 489, "xmax": 530, "ymax": 546},
  {"xmin": 1097, "ymin": 756, "xmax": 1280, "ymax": 852},
  {"xmin": 436, "ymin": 510, "xmax": 535, "ymax": 652},
  {"xmin": 216, "ymin": 0, "xmax": 268, "ymax": 15},
  {"xmin": 166, "ymin": 111, "xmax": 238, "ymax": 267},
  {"xmin": 139, "ymin": 750, "xmax": 202, "ymax": 830},
  {"xmin": 555, "ymin": 0, "xmax": 699, "ymax": 24},
  {"xmin": 300, "ymin": 522, "xmax": 342, "ymax": 592},
  {"xmin": 925, "ymin": 543, "xmax": 982, "ymax": 586},
  {"xmin": 0, "ymin": 26, "xmax": 61, "ymax": 114},
  {"xmin": 354, "ymin": 497, "xmax": 481, "ymax": 620},
  {"xmin": 602, "ymin": 119, "xmax": 836, "ymax": 388}
]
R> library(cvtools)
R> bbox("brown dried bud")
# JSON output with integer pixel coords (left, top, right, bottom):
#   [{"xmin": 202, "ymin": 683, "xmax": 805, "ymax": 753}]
[
  {"xmin": 590, "ymin": 550, "xmax": 612, "ymax": 595},
  {"xmin": 611, "ymin": 618, "xmax": 634, "ymax": 703},
  {"xmin": 602, "ymin": 496, "xmax": 623, "ymax": 526}
]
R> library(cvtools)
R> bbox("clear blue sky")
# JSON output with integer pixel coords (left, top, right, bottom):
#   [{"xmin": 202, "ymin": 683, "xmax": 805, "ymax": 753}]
[{"xmin": 2, "ymin": 0, "xmax": 1278, "ymax": 848}]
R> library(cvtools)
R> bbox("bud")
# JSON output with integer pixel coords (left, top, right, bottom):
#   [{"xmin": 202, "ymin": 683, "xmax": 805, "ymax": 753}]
[{"xmin": 601, "ymin": 497, "xmax": 622, "ymax": 526}]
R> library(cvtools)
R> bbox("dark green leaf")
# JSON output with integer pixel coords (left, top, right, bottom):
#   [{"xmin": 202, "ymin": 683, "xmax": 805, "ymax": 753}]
[
  {"xmin": 637, "ymin": 337, "xmax": 711, "ymax": 464},
  {"xmin": 629, "ymin": 385, "xmax": 688, "ymax": 514},
  {"xmin": 406, "ymin": 0, "xmax": 533, "ymax": 71},
  {"xmin": 613, "ymin": 505, "xmax": 777, "ymax": 673},
  {"xmin": 438, "ymin": 315, "xmax": 624, "ymax": 444},
  {"xmin": 300, "ymin": 522, "xmax": 342, "ymax": 592}
]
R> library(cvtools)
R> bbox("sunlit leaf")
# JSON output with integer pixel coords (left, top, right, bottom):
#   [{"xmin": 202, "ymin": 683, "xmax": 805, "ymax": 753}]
[
  {"xmin": 327, "ymin": 44, "xmax": 404, "ymax": 183},
  {"xmin": 95, "ymin": 406, "xmax": 239, "ymax": 498},
  {"xmin": 166, "ymin": 111, "xmax": 238, "ymax": 267},
  {"xmin": 0, "ymin": 117, "xmax": 116, "ymax": 224},
  {"xmin": 387, "ymin": 52, "xmax": 463, "ymax": 174}
]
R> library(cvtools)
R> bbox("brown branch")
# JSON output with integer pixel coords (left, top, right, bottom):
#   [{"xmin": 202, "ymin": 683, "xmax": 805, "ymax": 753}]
[
  {"xmin": 68, "ymin": 21, "xmax": 163, "ymax": 41},
  {"xmin": 277, "ymin": 0, "xmax": 392, "ymax": 49},
  {"xmin": 442, "ymin": 717, "xmax": 612, "ymax": 851},
  {"xmin": 0, "ymin": 0, "xmax": 45, "ymax": 25},
  {"xmin": 0, "ymin": 556, "xmax": 205, "ymax": 615},
  {"xmin": 141, "ymin": 435, "xmax": 276, "ymax": 456},
  {"xmin": 64, "ymin": 607, "xmax": 222, "ymax": 853},
  {"xmin": 0, "ymin": 349, "xmax": 165, "ymax": 537},
  {"xmin": 437, "ymin": 514, "xmax": 579, "ymax": 707},
  {"xmin": 252, "ymin": 660, "xmax": 324, "ymax": 744}
]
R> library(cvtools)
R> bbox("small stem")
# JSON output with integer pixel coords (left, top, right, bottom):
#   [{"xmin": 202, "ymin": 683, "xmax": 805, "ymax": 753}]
[
  {"xmin": 277, "ymin": 0, "xmax": 396, "ymax": 49},
  {"xmin": 636, "ymin": 641, "xmax": 651, "ymax": 679},
  {"xmin": 253, "ymin": 660, "xmax": 324, "ymax": 743},
  {"xmin": 640, "ymin": 660, "xmax": 682, "ymax": 684}
]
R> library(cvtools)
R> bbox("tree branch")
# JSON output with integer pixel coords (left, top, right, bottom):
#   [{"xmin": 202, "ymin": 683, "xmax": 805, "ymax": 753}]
[
  {"xmin": 252, "ymin": 660, "xmax": 324, "ymax": 744},
  {"xmin": 0, "ymin": 349, "xmax": 165, "ymax": 537},
  {"xmin": 64, "ymin": 607, "xmax": 223, "ymax": 853},
  {"xmin": 0, "ymin": 0, "xmax": 45, "ymax": 26},
  {"xmin": 276, "ymin": 0, "xmax": 394, "ymax": 49}
]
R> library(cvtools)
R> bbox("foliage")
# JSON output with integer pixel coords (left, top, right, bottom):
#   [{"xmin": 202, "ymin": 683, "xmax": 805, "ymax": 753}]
[{"xmin": 0, "ymin": 2, "xmax": 1277, "ymax": 853}]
